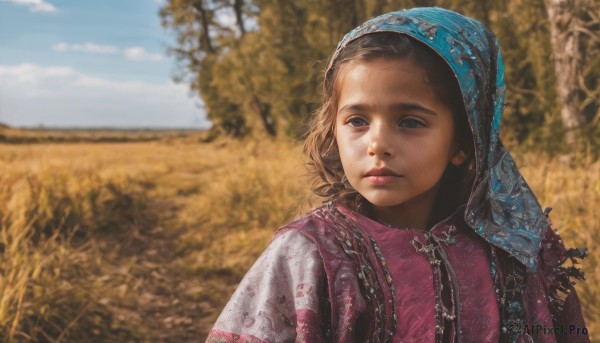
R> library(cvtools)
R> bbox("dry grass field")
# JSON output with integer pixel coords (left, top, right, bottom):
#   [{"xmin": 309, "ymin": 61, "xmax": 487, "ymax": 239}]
[{"xmin": 0, "ymin": 132, "xmax": 597, "ymax": 342}]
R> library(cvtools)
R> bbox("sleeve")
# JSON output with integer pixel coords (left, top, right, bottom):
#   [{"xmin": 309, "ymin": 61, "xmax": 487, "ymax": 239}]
[
  {"xmin": 206, "ymin": 229, "xmax": 328, "ymax": 343},
  {"xmin": 538, "ymin": 224, "xmax": 590, "ymax": 343}
]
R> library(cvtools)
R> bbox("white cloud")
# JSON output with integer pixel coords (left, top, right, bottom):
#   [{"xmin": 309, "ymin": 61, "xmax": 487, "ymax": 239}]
[
  {"xmin": 124, "ymin": 47, "xmax": 164, "ymax": 62},
  {"xmin": 0, "ymin": 63, "xmax": 209, "ymax": 128},
  {"xmin": 52, "ymin": 42, "xmax": 119, "ymax": 54},
  {"xmin": 53, "ymin": 43, "xmax": 164, "ymax": 62},
  {"xmin": 1, "ymin": 0, "xmax": 57, "ymax": 13}
]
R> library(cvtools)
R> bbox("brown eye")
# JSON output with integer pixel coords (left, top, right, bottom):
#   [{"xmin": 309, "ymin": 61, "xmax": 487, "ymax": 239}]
[
  {"xmin": 347, "ymin": 117, "xmax": 368, "ymax": 127},
  {"xmin": 400, "ymin": 118, "xmax": 425, "ymax": 128}
]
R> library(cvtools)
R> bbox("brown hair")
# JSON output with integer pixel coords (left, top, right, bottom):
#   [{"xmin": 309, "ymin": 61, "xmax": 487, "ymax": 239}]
[{"xmin": 303, "ymin": 32, "xmax": 475, "ymax": 225}]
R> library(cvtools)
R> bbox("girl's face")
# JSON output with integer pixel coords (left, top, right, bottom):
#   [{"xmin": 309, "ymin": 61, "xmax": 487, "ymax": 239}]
[{"xmin": 335, "ymin": 58, "xmax": 466, "ymax": 227}]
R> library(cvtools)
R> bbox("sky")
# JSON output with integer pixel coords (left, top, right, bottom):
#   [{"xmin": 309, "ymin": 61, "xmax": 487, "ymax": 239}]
[{"xmin": 0, "ymin": 0, "xmax": 211, "ymax": 129}]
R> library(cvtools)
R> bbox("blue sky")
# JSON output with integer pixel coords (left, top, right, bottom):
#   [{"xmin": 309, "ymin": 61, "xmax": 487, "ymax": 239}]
[{"xmin": 0, "ymin": 0, "xmax": 210, "ymax": 128}]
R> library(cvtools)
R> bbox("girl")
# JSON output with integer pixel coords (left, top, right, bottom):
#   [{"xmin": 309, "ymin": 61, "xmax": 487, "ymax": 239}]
[{"xmin": 207, "ymin": 7, "xmax": 588, "ymax": 343}]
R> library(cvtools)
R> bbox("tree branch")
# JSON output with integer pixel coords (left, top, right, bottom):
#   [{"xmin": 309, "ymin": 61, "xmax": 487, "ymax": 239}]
[{"xmin": 574, "ymin": 24, "xmax": 600, "ymax": 43}]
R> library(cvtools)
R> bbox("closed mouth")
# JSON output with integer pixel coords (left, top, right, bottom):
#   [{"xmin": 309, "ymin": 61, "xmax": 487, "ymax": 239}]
[{"xmin": 364, "ymin": 167, "xmax": 401, "ymax": 177}]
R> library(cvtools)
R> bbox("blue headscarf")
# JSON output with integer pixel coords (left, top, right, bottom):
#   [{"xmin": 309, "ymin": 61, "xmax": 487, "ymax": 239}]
[{"xmin": 327, "ymin": 7, "xmax": 548, "ymax": 271}]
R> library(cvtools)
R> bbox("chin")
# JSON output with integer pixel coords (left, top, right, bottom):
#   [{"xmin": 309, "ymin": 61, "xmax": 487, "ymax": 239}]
[{"xmin": 362, "ymin": 193, "xmax": 405, "ymax": 208}]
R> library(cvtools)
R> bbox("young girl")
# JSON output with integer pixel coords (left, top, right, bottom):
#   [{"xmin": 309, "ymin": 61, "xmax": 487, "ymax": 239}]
[{"xmin": 207, "ymin": 7, "xmax": 588, "ymax": 343}]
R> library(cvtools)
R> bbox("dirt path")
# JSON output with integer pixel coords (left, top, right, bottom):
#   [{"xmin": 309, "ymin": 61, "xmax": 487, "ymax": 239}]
[{"xmin": 101, "ymin": 197, "xmax": 231, "ymax": 342}]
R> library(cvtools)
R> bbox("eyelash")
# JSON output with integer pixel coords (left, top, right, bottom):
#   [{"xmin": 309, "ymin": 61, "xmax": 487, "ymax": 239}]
[{"xmin": 345, "ymin": 116, "xmax": 426, "ymax": 128}]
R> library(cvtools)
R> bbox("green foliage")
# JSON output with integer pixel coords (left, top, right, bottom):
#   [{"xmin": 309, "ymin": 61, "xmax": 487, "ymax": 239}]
[{"xmin": 160, "ymin": 0, "xmax": 599, "ymax": 154}]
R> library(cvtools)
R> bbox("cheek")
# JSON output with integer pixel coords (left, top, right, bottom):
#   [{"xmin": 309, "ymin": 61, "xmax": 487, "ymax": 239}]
[
  {"xmin": 335, "ymin": 134, "xmax": 361, "ymax": 176},
  {"xmin": 334, "ymin": 124, "xmax": 348, "ymax": 157},
  {"xmin": 336, "ymin": 138, "xmax": 351, "ymax": 170},
  {"xmin": 424, "ymin": 124, "xmax": 457, "ymax": 158},
  {"xmin": 408, "ymin": 137, "xmax": 454, "ymax": 170}
]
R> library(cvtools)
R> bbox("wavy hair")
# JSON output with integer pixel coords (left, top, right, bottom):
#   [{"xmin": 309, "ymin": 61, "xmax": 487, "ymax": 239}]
[{"xmin": 303, "ymin": 32, "xmax": 475, "ymax": 224}]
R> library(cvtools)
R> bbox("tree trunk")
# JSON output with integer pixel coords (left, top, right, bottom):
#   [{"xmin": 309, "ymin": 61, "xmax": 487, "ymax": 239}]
[
  {"xmin": 544, "ymin": 0, "xmax": 586, "ymax": 146},
  {"xmin": 192, "ymin": 0, "xmax": 214, "ymax": 53},
  {"xmin": 414, "ymin": 0, "xmax": 436, "ymax": 7},
  {"xmin": 479, "ymin": 0, "xmax": 491, "ymax": 28},
  {"xmin": 233, "ymin": 0, "xmax": 246, "ymax": 36},
  {"xmin": 240, "ymin": 76, "xmax": 277, "ymax": 137}
]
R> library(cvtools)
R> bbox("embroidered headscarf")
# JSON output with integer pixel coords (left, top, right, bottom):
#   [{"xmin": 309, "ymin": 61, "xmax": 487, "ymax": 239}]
[{"xmin": 327, "ymin": 7, "xmax": 548, "ymax": 271}]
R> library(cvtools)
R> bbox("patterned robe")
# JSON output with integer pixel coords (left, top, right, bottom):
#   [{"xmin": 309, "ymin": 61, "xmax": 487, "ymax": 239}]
[{"xmin": 206, "ymin": 202, "xmax": 588, "ymax": 342}]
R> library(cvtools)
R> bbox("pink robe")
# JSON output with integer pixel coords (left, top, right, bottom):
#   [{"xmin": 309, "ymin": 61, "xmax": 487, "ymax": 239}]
[{"xmin": 206, "ymin": 203, "xmax": 589, "ymax": 342}]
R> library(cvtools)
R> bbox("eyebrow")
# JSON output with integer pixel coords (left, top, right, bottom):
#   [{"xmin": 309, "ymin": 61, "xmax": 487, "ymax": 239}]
[{"xmin": 337, "ymin": 103, "xmax": 438, "ymax": 116}]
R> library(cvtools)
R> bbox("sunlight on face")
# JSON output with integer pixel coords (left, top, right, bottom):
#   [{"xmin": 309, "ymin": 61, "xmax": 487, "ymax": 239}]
[{"xmin": 335, "ymin": 58, "xmax": 465, "ymax": 229}]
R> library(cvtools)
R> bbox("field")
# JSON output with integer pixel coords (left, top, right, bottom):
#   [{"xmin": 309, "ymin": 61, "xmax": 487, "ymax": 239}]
[{"xmin": 0, "ymin": 131, "xmax": 598, "ymax": 342}]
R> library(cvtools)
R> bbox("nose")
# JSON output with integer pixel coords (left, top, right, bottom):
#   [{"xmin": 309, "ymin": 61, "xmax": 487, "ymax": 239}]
[{"xmin": 367, "ymin": 122, "xmax": 394, "ymax": 158}]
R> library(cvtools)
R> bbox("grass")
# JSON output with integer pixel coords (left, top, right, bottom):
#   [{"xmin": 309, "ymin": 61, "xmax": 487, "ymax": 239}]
[
  {"xmin": 0, "ymin": 135, "xmax": 597, "ymax": 341},
  {"xmin": 0, "ymin": 127, "xmax": 202, "ymax": 144},
  {"xmin": 0, "ymin": 145, "xmax": 156, "ymax": 341},
  {"xmin": 515, "ymin": 152, "xmax": 600, "ymax": 337}
]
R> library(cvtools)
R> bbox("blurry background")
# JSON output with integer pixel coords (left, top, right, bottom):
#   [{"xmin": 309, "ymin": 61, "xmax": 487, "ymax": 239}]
[{"xmin": 0, "ymin": 0, "xmax": 598, "ymax": 342}]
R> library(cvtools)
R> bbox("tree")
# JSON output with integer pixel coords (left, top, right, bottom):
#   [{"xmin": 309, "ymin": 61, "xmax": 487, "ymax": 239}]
[
  {"xmin": 544, "ymin": 0, "xmax": 600, "ymax": 148},
  {"xmin": 160, "ymin": 0, "xmax": 599, "ymax": 154},
  {"xmin": 160, "ymin": 0, "xmax": 253, "ymax": 137}
]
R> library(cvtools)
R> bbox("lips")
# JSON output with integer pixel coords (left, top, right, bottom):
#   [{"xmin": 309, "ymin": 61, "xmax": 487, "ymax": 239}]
[{"xmin": 364, "ymin": 167, "xmax": 401, "ymax": 177}]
